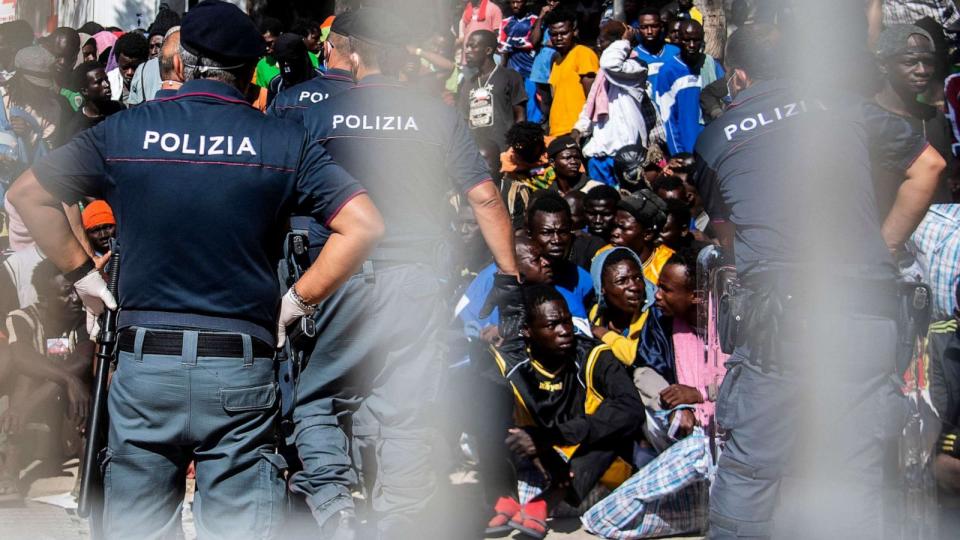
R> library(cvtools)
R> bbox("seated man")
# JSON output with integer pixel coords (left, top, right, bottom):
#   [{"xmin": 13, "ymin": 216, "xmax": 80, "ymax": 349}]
[
  {"xmin": 606, "ymin": 189, "xmax": 675, "ymax": 285},
  {"xmin": 81, "ymin": 200, "xmax": 116, "ymax": 257},
  {"xmin": 583, "ymin": 184, "xmax": 620, "ymax": 243},
  {"xmin": 588, "ymin": 247, "xmax": 656, "ymax": 367},
  {"xmin": 582, "ymin": 247, "xmax": 725, "ymax": 539},
  {"xmin": 564, "ymin": 190, "xmax": 606, "ymax": 270},
  {"xmin": 660, "ymin": 201, "xmax": 693, "ymax": 250},
  {"xmin": 524, "ymin": 193, "xmax": 595, "ymax": 320},
  {"xmin": 0, "ymin": 260, "xmax": 92, "ymax": 503},
  {"xmin": 457, "ymin": 233, "xmax": 590, "ymax": 340},
  {"xmin": 501, "ymin": 121, "xmax": 555, "ymax": 228},
  {"xmin": 484, "ymin": 285, "xmax": 643, "ymax": 539},
  {"xmin": 927, "ymin": 281, "xmax": 960, "ymax": 538}
]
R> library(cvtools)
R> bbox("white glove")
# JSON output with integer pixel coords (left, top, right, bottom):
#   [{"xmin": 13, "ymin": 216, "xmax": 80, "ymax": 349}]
[
  {"xmin": 74, "ymin": 269, "xmax": 117, "ymax": 322},
  {"xmin": 86, "ymin": 310, "xmax": 100, "ymax": 339},
  {"xmin": 277, "ymin": 288, "xmax": 313, "ymax": 347}
]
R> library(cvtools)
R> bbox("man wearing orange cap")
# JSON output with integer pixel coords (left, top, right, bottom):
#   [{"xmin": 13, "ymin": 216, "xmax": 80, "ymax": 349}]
[{"xmin": 81, "ymin": 200, "xmax": 115, "ymax": 255}]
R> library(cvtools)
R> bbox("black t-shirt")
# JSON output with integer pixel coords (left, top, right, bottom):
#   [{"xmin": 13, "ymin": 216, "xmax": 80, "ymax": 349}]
[
  {"xmin": 456, "ymin": 65, "xmax": 527, "ymax": 151},
  {"xmin": 61, "ymin": 101, "xmax": 125, "ymax": 141},
  {"xmin": 568, "ymin": 232, "xmax": 606, "ymax": 270},
  {"xmin": 33, "ymin": 79, "xmax": 363, "ymax": 343},
  {"xmin": 694, "ymin": 80, "xmax": 925, "ymax": 281},
  {"xmin": 871, "ymin": 103, "xmax": 953, "ymax": 216}
]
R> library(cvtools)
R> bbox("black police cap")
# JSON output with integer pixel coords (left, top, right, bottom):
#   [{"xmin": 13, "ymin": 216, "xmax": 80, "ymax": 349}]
[
  {"xmin": 181, "ymin": 0, "xmax": 266, "ymax": 63},
  {"xmin": 329, "ymin": 7, "xmax": 406, "ymax": 46}
]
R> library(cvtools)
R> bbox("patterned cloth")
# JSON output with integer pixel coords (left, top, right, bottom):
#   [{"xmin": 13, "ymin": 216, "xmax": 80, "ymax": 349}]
[
  {"xmin": 581, "ymin": 429, "xmax": 711, "ymax": 539},
  {"xmin": 908, "ymin": 205, "xmax": 960, "ymax": 320},
  {"xmin": 883, "ymin": 0, "xmax": 960, "ymax": 38}
]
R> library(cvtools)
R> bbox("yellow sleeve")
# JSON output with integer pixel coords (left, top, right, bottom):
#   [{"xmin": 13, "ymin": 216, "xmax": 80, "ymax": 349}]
[
  {"xmin": 577, "ymin": 46, "xmax": 600, "ymax": 75},
  {"xmin": 600, "ymin": 332, "xmax": 637, "ymax": 367}
]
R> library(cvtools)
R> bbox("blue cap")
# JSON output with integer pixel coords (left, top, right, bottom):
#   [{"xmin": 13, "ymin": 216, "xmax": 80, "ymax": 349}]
[{"xmin": 181, "ymin": 0, "xmax": 266, "ymax": 63}]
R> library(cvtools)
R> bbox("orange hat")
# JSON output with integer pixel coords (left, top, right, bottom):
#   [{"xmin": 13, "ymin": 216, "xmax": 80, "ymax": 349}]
[{"xmin": 82, "ymin": 200, "xmax": 116, "ymax": 230}]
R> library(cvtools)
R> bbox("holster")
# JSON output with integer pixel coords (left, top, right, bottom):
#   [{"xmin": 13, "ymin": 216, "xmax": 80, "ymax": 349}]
[
  {"xmin": 895, "ymin": 281, "xmax": 931, "ymax": 375},
  {"xmin": 717, "ymin": 281, "xmax": 787, "ymax": 358}
]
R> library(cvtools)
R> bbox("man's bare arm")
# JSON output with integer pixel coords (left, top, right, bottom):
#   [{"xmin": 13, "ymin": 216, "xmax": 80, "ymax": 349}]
[
  {"xmin": 8, "ymin": 169, "xmax": 89, "ymax": 273},
  {"xmin": 467, "ymin": 181, "xmax": 518, "ymax": 275},
  {"xmin": 294, "ymin": 194, "xmax": 384, "ymax": 304},
  {"xmin": 865, "ymin": 0, "xmax": 882, "ymax": 50},
  {"xmin": 882, "ymin": 145, "xmax": 946, "ymax": 252}
]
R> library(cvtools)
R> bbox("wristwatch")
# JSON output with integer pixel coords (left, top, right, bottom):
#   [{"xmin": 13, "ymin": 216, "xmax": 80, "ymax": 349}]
[
  {"xmin": 414, "ymin": 47, "xmax": 423, "ymax": 57},
  {"xmin": 289, "ymin": 285, "xmax": 318, "ymax": 315}
]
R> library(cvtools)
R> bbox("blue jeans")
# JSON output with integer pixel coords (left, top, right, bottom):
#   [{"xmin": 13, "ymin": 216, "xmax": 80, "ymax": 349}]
[{"xmin": 103, "ymin": 327, "xmax": 285, "ymax": 540}]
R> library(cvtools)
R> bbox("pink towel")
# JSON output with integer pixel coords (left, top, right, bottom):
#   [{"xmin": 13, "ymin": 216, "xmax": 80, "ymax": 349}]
[
  {"xmin": 672, "ymin": 317, "xmax": 727, "ymax": 429},
  {"xmin": 581, "ymin": 69, "xmax": 610, "ymax": 124}
]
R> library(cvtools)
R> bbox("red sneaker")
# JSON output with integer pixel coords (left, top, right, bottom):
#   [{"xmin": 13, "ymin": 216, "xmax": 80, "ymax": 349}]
[
  {"xmin": 509, "ymin": 499, "xmax": 548, "ymax": 539},
  {"xmin": 485, "ymin": 496, "xmax": 521, "ymax": 536}
]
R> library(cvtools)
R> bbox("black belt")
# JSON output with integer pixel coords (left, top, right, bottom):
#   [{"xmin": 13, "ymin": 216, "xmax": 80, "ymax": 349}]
[{"xmin": 118, "ymin": 329, "xmax": 274, "ymax": 358}]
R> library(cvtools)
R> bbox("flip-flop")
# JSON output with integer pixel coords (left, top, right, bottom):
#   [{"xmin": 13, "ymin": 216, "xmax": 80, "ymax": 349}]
[
  {"xmin": 509, "ymin": 512, "xmax": 548, "ymax": 539},
  {"xmin": 485, "ymin": 496, "xmax": 521, "ymax": 536}
]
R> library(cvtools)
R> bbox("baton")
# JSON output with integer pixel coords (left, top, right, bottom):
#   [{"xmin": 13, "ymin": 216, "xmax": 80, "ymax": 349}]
[{"xmin": 78, "ymin": 241, "xmax": 120, "ymax": 519}]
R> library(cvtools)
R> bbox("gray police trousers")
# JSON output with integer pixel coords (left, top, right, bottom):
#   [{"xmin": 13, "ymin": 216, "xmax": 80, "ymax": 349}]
[
  {"xmin": 103, "ymin": 328, "xmax": 285, "ymax": 540},
  {"xmin": 289, "ymin": 263, "xmax": 445, "ymax": 538},
  {"xmin": 709, "ymin": 312, "xmax": 905, "ymax": 539}
]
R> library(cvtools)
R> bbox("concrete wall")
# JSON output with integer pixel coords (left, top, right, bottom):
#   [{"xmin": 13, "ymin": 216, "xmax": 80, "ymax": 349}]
[{"xmin": 46, "ymin": 0, "xmax": 244, "ymax": 33}]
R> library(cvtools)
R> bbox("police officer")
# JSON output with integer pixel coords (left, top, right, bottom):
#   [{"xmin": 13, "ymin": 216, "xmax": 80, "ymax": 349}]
[
  {"xmin": 267, "ymin": 22, "xmax": 354, "ymax": 126},
  {"xmin": 267, "ymin": 15, "xmax": 357, "ymax": 258},
  {"xmin": 8, "ymin": 1, "xmax": 384, "ymax": 538},
  {"xmin": 694, "ymin": 24, "xmax": 944, "ymax": 538},
  {"xmin": 286, "ymin": 7, "xmax": 518, "ymax": 539}
]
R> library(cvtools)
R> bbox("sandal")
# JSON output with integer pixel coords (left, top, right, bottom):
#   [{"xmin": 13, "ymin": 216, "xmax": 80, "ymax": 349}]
[
  {"xmin": 509, "ymin": 499, "xmax": 548, "ymax": 539},
  {"xmin": 485, "ymin": 496, "xmax": 520, "ymax": 536}
]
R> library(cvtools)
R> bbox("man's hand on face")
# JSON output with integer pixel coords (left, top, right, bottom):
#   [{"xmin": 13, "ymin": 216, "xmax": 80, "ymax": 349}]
[
  {"xmin": 506, "ymin": 427, "xmax": 538, "ymax": 457},
  {"xmin": 660, "ymin": 383, "xmax": 703, "ymax": 408}
]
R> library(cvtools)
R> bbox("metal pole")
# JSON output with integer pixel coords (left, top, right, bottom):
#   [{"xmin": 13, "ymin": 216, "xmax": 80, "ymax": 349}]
[{"xmin": 612, "ymin": 0, "xmax": 624, "ymax": 21}]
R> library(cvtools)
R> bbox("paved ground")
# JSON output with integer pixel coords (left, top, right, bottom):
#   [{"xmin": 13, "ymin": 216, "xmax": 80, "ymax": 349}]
[{"xmin": 0, "ymin": 459, "xmax": 703, "ymax": 539}]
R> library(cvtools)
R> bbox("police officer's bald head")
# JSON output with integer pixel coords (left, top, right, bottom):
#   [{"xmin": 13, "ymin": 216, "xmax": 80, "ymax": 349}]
[{"xmin": 330, "ymin": 7, "xmax": 406, "ymax": 74}]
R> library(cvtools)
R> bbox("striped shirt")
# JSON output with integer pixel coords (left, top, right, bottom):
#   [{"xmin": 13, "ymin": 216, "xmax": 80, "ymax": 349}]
[
  {"xmin": 883, "ymin": 0, "xmax": 960, "ymax": 38},
  {"xmin": 909, "ymin": 205, "xmax": 960, "ymax": 320}
]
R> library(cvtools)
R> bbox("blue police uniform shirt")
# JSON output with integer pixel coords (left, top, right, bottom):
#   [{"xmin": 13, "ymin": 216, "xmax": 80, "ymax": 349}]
[
  {"xmin": 266, "ymin": 67, "xmax": 352, "ymax": 124},
  {"xmin": 33, "ymin": 79, "xmax": 366, "ymax": 344},
  {"xmin": 266, "ymin": 68, "xmax": 356, "ymax": 256},
  {"xmin": 299, "ymin": 74, "xmax": 491, "ymax": 254},
  {"xmin": 693, "ymin": 79, "xmax": 927, "ymax": 281}
]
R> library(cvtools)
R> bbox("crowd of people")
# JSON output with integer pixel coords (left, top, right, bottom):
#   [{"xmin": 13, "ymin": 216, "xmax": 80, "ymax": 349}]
[{"xmin": 0, "ymin": 0, "xmax": 958, "ymax": 539}]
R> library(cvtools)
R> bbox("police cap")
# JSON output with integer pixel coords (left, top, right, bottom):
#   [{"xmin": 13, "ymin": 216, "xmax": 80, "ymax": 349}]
[
  {"xmin": 329, "ymin": 7, "xmax": 406, "ymax": 46},
  {"xmin": 618, "ymin": 189, "xmax": 668, "ymax": 231},
  {"xmin": 181, "ymin": 0, "xmax": 266, "ymax": 64}
]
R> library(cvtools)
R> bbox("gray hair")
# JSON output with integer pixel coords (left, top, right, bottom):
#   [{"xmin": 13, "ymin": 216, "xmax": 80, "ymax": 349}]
[{"xmin": 178, "ymin": 44, "xmax": 251, "ymax": 86}]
